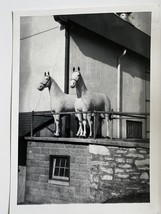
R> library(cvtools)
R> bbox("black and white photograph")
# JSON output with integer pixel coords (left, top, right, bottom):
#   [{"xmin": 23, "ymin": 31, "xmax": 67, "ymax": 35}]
[
  {"xmin": 0, "ymin": 0, "xmax": 161, "ymax": 213},
  {"xmin": 15, "ymin": 11, "xmax": 151, "ymax": 205}
]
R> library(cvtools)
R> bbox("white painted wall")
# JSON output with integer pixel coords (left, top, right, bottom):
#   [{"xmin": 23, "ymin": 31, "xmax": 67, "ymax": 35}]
[
  {"xmin": 19, "ymin": 16, "xmax": 65, "ymax": 112},
  {"xmin": 69, "ymin": 25, "xmax": 149, "ymax": 138}
]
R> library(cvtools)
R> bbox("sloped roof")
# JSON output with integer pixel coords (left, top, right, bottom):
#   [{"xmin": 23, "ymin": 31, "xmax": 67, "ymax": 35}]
[
  {"xmin": 54, "ymin": 13, "xmax": 150, "ymax": 59},
  {"xmin": 19, "ymin": 111, "xmax": 53, "ymax": 137}
]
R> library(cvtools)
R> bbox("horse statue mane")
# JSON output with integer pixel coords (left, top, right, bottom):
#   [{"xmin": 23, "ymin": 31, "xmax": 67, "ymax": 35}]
[
  {"xmin": 37, "ymin": 72, "xmax": 75, "ymax": 136},
  {"xmin": 70, "ymin": 67, "xmax": 111, "ymax": 138}
]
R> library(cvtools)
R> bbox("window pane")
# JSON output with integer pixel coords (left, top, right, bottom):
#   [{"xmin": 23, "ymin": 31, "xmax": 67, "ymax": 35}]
[
  {"xmin": 54, "ymin": 167, "xmax": 59, "ymax": 176},
  {"xmin": 56, "ymin": 158, "xmax": 60, "ymax": 166},
  {"xmin": 66, "ymin": 158, "xmax": 69, "ymax": 167},
  {"xmin": 60, "ymin": 168, "xmax": 64, "ymax": 176},
  {"xmin": 65, "ymin": 169, "xmax": 69, "ymax": 177},
  {"xmin": 61, "ymin": 158, "xmax": 65, "ymax": 167}
]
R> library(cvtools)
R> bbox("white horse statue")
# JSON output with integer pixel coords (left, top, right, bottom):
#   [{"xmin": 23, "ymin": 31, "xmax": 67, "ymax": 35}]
[
  {"xmin": 37, "ymin": 72, "xmax": 75, "ymax": 136},
  {"xmin": 70, "ymin": 67, "xmax": 111, "ymax": 138}
]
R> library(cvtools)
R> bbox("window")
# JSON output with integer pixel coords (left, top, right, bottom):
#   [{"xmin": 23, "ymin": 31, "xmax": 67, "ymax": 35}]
[
  {"xmin": 49, "ymin": 155, "xmax": 70, "ymax": 182},
  {"xmin": 126, "ymin": 120, "xmax": 142, "ymax": 139}
]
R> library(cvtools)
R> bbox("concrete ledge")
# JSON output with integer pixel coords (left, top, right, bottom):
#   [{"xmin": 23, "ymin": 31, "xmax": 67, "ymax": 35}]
[{"xmin": 25, "ymin": 137, "xmax": 149, "ymax": 149}]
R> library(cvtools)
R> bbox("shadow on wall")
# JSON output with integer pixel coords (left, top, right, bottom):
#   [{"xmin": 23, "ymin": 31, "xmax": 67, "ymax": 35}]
[
  {"xmin": 70, "ymin": 24, "xmax": 120, "ymax": 69},
  {"xmin": 70, "ymin": 24, "xmax": 149, "ymax": 80}
]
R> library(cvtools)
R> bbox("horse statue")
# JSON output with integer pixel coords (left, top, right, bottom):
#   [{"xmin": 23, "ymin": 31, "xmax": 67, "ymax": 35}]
[
  {"xmin": 37, "ymin": 72, "xmax": 75, "ymax": 136},
  {"xmin": 70, "ymin": 67, "xmax": 111, "ymax": 138}
]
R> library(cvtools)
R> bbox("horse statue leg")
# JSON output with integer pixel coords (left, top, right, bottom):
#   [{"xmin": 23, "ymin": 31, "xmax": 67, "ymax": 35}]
[
  {"xmin": 76, "ymin": 112, "xmax": 83, "ymax": 137},
  {"xmin": 105, "ymin": 114, "xmax": 110, "ymax": 139},
  {"xmin": 53, "ymin": 114, "xmax": 60, "ymax": 136},
  {"xmin": 82, "ymin": 113, "xmax": 88, "ymax": 137},
  {"xmin": 87, "ymin": 113, "xmax": 93, "ymax": 137}
]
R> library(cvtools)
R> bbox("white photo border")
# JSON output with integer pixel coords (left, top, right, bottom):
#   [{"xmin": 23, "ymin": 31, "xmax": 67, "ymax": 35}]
[{"xmin": 10, "ymin": 4, "xmax": 161, "ymax": 214}]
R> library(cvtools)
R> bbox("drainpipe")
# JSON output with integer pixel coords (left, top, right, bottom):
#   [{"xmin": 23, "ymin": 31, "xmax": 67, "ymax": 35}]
[{"xmin": 117, "ymin": 50, "xmax": 127, "ymax": 139}]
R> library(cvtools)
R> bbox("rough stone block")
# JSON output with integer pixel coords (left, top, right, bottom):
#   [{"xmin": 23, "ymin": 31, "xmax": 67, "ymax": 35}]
[
  {"xmin": 138, "ymin": 166, "xmax": 149, "ymax": 170},
  {"xmin": 116, "ymin": 158, "xmax": 125, "ymax": 163},
  {"xmin": 100, "ymin": 167, "xmax": 113, "ymax": 174},
  {"xmin": 116, "ymin": 173, "xmax": 129, "ymax": 178},
  {"xmin": 104, "ymin": 157, "xmax": 114, "ymax": 161},
  {"xmin": 115, "ymin": 168, "xmax": 124, "ymax": 173},
  {"xmin": 116, "ymin": 150, "xmax": 127, "ymax": 154},
  {"xmin": 113, "ymin": 154, "xmax": 122, "ymax": 157},
  {"xmin": 101, "ymin": 175, "xmax": 113, "ymax": 180},
  {"xmin": 128, "ymin": 148, "xmax": 137, "ymax": 152},
  {"xmin": 90, "ymin": 183, "xmax": 99, "ymax": 189},
  {"xmin": 93, "ymin": 175, "xmax": 99, "ymax": 183},
  {"xmin": 125, "ymin": 168, "xmax": 135, "ymax": 172},
  {"xmin": 138, "ymin": 149, "xmax": 148, "ymax": 154},
  {"xmin": 131, "ymin": 176, "xmax": 139, "ymax": 180},
  {"xmin": 111, "ymin": 192, "xmax": 120, "ymax": 197},
  {"xmin": 118, "ymin": 164, "xmax": 132, "ymax": 168},
  {"xmin": 89, "ymin": 145, "xmax": 110, "ymax": 156},
  {"xmin": 140, "ymin": 172, "xmax": 149, "ymax": 180},
  {"xmin": 135, "ymin": 159, "xmax": 149, "ymax": 167},
  {"xmin": 126, "ymin": 153, "xmax": 144, "ymax": 158},
  {"xmin": 126, "ymin": 158, "xmax": 133, "ymax": 164}
]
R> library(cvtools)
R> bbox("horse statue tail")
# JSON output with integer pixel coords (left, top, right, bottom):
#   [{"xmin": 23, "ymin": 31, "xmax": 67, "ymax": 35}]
[{"xmin": 109, "ymin": 109, "xmax": 113, "ymax": 121}]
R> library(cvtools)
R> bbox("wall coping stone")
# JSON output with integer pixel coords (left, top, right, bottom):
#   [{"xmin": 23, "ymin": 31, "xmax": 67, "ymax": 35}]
[{"xmin": 25, "ymin": 137, "xmax": 149, "ymax": 149}]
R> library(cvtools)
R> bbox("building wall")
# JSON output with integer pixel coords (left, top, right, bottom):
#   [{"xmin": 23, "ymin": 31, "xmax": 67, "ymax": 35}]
[
  {"xmin": 68, "ymin": 24, "xmax": 150, "ymax": 138},
  {"xmin": 20, "ymin": 16, "xmax": 65, "ymax": 112},
  {"xmin": 24, "ymin": 140, "xmax": 149, "ymax": 204},
  {"xmin": 25, "ymin": 141, "xmax": 90, "ymax": 204}
]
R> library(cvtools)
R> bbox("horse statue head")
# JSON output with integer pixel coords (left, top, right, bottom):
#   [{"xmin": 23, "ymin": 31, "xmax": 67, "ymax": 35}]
[
  {"xmin": 37, "ymin": 72, "xmax": 51, "ymax": 91},
  {"xmin": 70, "ymin": 66, "xmax": 81, "ymax": 88}
]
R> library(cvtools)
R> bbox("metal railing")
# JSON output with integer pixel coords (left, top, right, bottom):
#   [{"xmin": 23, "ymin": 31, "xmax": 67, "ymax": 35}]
[{"xmin": 30, "ymin": 110, "xmax": 149, "ymax": 139}]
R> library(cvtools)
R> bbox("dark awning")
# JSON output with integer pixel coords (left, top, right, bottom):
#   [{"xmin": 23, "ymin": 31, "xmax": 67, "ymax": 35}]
[{"xmin": 54, "ymin": 13, "xmax": 150, "ymax": 59}]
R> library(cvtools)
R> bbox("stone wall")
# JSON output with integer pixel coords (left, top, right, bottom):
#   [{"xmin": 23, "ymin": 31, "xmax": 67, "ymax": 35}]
[
  {"xmin": 24, "ymin": 139, "xmax": 149, "ymax": 204},
  {"xmin": 89, "ymin": 144, "xmax": 149, "ymax": 203}
]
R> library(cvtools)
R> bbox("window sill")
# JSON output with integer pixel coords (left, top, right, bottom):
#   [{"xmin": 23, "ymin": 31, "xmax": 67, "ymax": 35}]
[{"xmin": 48, "ymin": 179, "xmax": 69, "ymax": 186}]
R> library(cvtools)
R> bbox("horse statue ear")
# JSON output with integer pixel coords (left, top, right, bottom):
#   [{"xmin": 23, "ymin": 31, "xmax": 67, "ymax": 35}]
[
  {"xmin": 44, "ymin": 72, "xmax": 46, "ymax": 76},
  {"xmin": 73, "ymin": 67, "xmax": 75, "ymax": 72},
  {"xmin": 48, "ymin": 71, "xmax": 50, "ymax": 76},
  {"xmin": 78, "ymin": 67, "xmax": 80, "ymax": 71}
]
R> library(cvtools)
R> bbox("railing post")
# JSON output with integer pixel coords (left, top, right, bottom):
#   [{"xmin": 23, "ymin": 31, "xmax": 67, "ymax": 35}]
[
  {"xmin": 145, "ymin": 115, "xmax": 147, "ymax": 139},
  {"xmin": 31, "ymin": 111, "xmax": 34, "ymax": 137},
  {"xmin": 111, "ymin": 112, "xmax": 113, "ymax": 140},
  {"xmin": 93, "ymin": 111, "xmax": 96, "ymax": 139}
]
